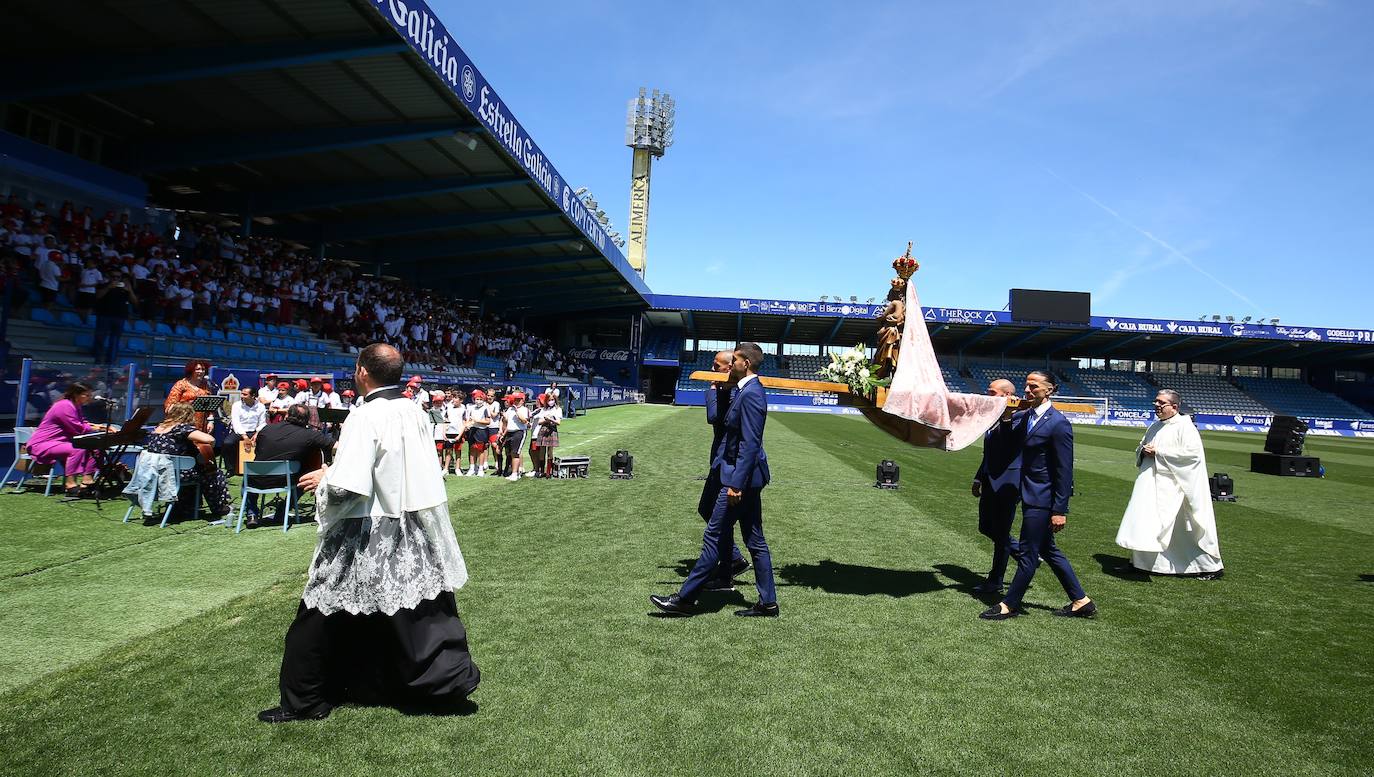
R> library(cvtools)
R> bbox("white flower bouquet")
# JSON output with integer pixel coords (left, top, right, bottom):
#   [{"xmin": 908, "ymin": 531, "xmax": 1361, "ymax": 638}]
[{"xmin": 817, "ymin": 344, "xmax": 889, "ymax": 396}]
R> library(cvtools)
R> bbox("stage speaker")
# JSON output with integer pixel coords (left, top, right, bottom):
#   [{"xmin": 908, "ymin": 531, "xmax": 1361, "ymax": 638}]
[
  {"xmin": 610, "ymin": 450, "xmax": 634, "ymax": 479},
  {"xmin": 1250, "ymin": 452, "xmax": 1321, "ymax": 477},
  {"xmin": 875, "ymin": 460, "xmax": 900, "ymax": 490},
  {"xmin": 1264, "ymin": 416, "xmax": 1308, "ymax": 456},
  {"xmin": 1208, "ymin": 472, "xmax": 1236, "ymax": 502},
  {"xmin": 553, "ymin": 455, "xmax": 590, "ymax": 479}
]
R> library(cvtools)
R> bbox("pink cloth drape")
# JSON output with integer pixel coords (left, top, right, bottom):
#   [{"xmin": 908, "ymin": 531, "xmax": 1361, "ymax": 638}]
[{"xmin": 878, "ymin": 279, "xmax": 1008, "ymax": 451}]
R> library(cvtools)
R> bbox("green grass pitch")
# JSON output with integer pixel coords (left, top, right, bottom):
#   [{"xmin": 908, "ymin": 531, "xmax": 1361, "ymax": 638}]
[{"xmin": 0, "ymin": 404, "xmax": 1371, "ymax": 776}]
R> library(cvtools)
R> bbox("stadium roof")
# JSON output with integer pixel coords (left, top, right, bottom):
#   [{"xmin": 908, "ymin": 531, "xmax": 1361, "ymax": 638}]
[
  {"xmin": 2, "ymin": 0, "xmax": 649, "ymax": 316},
  {"xmin": 647, "ymin": 293, "xmax": 1374, "ymax": 369}
]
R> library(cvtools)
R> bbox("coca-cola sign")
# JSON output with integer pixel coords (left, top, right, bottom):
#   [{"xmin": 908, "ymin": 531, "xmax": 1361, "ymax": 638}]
[{"xmin": 571, "ymin": 348, "xmax": 633, "ymax": 361}]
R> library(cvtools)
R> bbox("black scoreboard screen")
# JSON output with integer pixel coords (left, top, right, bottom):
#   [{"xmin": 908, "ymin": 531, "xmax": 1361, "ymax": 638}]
[{"xmin": 1009, "ymin": 289, "xmax": 1091, "ymax": 324}]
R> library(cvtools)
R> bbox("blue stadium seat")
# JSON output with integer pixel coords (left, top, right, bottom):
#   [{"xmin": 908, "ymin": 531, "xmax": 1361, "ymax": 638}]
[
  {"xmin": 124, "ymin": 337, "xmax": 147, "ymax": 354},
  {"xmin": 131, "ymin": 319, "xmax": 153, "ymax": 334},
  {"xmin": 171, "ymin": 341, "xmax": 191, "ymax": 356},
  {"xmin": 209, "ymin": 329, "xmax": 226, "ymax": 341},
  {"xmin": 155, "ymin": 322, "xmax": 173, "ymax": 336},
  {"xmin": 173, "ymin": 325, "xmax": 191, "ymax": 337},
  {"xmin": 209, "ymin": 344, "xmax": 229, "ymax": 361},
  {"xmin": 59, "ymin": 311, "xmax": 84, "ymax": 327},
  {"xmin": 74, "ymin": 332, "xmax": 94, "ymax": 348},
  {"xmin": 30, "ymin": 309, "xmax": 56, "ymax": 324},
  {"xmin": 252, "ymin": 322, "xmax": 266, "ymax": 332},
  {"xmin": 227, "ymin": 346, "xmax": 243, "ymax": 359},
  {"xmin": 226, "ymin": 330, "xmax": 243, "ymax": 344}
]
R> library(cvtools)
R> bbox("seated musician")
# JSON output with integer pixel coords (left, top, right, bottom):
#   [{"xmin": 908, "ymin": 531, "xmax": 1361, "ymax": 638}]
[
  {"xmin": 242, "ymin": 404, "xmax": 333, "ymax": 529},
  {"xmin": 223, "ymin": 386, "xmax": 266, "ymax": 473},
  {"xmin": 25, "ymin": 381, "xmax": 113, "ymax": 498},
  {"xmin": 138, "ymin": 402, "xmax": 234, "ymax": 519}
]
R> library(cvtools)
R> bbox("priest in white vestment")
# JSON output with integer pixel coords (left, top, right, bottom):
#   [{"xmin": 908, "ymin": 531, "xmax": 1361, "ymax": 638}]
[
  {"xmin": 1115, "ymin": 389, "xmax": 1224, "ymax": 578},
  {"xmin": 259, "ymin": 343, "xmax": 478, "ymax": 724}
]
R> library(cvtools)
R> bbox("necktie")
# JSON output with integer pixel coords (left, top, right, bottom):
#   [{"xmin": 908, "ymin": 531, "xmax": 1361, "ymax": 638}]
[{"xmin": 1028, "ymin": 411, "xmax": 1040, "ymax": 432}]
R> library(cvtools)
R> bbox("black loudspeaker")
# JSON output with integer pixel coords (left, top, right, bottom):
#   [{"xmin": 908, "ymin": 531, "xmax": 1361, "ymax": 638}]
[
  {"xmin": 1251, "ymin": 452, "xmax": 1321, "ymax": 477},
  {"xmin": 1208, "ymin": 472, "xmax": 1236, "ymax": 502},
  {"xmin": 875, "ymin": 460, "xmax": 900, "ymax": 489},
  {"xmin": 1264, "ymin": 416, "xmax": 1308, "ymax": 456},
  {"xmin": 609, "ymin": 450, "xmax": 634, "ymax": 479}
]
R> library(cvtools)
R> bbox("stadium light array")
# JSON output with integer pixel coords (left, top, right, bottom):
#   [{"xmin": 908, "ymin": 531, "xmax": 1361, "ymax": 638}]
[
  {"xmin": 820, "ymin": 296, "xmax": 829, "ymax": 302},
  {"xmin": 626, "ymin": 88, "xmax": 676, "ymax": 157}
]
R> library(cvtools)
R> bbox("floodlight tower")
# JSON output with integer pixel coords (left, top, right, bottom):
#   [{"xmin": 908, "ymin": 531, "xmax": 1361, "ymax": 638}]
[{"xmin": 625, "ymin": 87, "xmax": 675, "ymax": 278}]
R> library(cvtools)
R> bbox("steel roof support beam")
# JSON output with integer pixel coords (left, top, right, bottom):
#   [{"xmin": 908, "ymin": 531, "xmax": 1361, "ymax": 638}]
[
  {"xmin": 1100, "ymin": 332, "xmax": 1152, "ymax": 355},
  {"xmin": 167, "ymin": 175, "xmax": 529, "ymax": 216},
  {"xmin": 821, "ymin": 318, "xmax": 845, "ymax": 347},
  {"xmin": 1000, "ymin": 326, "xmax": 1050, "ymax": 354},
  {"xmin": 682, "ymin": 311, "xmax": 695, "ymax": 336},
  {"xmin": 1140, "ymin": 335, "xmax": 1197, "ymax": 358},
  {"xmin": 778, "ymin": 317, "xmax": 795, "ymax": 351},
  {"xmin": 1176, "ymin": 338, "xmax": 1239, "ymax": 362},
  {"xmin": 126, "ymin": 121, "xmax": 482, "ymax": 173},
  {"xmin": 0, "ymin": 38, "xmax": 409, "ymax": 101},
  {"xmin": 956, "ymin": 326, "xmax": 999, "ymax": 354},
  {"xmin": 736, "ymin": 314, "xmax": 744, "ymax": 344},
  {"xmin": 1046, "ymin": 328, "xmax": 1100, "ymax": 356},
  {"xmin": 360, "ymin": 236, "xmax": 576, "ymax": 264},
  {"xmin": 266, "ymin": 209, "xmax": 555, "ymax": 242}
]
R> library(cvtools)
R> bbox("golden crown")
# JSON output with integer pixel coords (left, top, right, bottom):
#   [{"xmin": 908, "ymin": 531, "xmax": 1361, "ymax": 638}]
[{"xmin": 892, "ymin": 241, "xmax": 919, "ymax": 279}]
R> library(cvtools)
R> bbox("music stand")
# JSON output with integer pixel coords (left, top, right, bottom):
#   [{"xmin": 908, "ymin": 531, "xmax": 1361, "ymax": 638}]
[
  {"xmin": 80, "ymin": 405, "xmax": 155, "ymax": 508},
  {"xmin": 317, "ymin": 408, "xmax": 350, "ymax": 425},
  {"xmin": 190, "ymin": 395, "xmax": 227, "ymax": 414}
]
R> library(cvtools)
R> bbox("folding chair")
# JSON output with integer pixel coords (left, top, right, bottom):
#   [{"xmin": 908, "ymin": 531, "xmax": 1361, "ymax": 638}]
[
  {"xmin": 123, "ymin": 454, "xmax": 200, "ymax": 528},
  {"xmin": 3, "ymin": 427, "xmax": 63, "ymax": 496},
  {"xmin": 237, "ymin": 460, "xmax": 301, "ymax": 534}
]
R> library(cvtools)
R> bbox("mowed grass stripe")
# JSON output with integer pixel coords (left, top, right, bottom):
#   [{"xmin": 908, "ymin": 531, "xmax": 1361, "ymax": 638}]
[{"xmin": 0, "ymin": 405, "xmax": 1370, "ymax": 776}]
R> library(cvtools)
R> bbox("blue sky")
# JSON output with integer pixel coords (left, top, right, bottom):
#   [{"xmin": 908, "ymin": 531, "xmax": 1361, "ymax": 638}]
[{"xmin": 439, "ymin": 0, "xmax": 1373, "ymax": 328}]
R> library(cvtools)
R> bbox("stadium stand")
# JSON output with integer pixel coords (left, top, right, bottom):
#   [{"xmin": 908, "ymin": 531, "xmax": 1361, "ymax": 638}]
[
  {"xmin": 1158, "ymin": 374, "xmax": 1271, "ymax": 415},
  {"xmin": 2, "ymin": 198, "xmax": 595, "ymax": 393},
  {"xmin": 1059, "ymin": 367, "xmax": 1158, "ymax": 412},
  {"xmin": 1235, "ymin": 376, "xmax": 1373, "ymax": 420}
]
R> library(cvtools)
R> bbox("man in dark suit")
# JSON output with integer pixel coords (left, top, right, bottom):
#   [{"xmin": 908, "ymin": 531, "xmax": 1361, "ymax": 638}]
[
  {"xmin": 698, "ymin": 350, "xmax": 750, "ymax": 587},
  {"xmin": 971, "ymin": 378, "xmax": 1021, "ymax": 594},
  {"xmin": 244, "ymin": 404, "xmax": 334, "ymax": 528},
  {"xmin": 653, "ymin": 342, "xmax": 778, "ymax": 617},
  {"xmin": 981, "ymin": 371, "xmax": 1096, "ymax": 620}
]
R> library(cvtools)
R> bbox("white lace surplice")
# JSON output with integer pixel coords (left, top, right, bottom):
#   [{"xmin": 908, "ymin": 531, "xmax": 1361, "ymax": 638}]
[
  {"xmin": 880, "ymin": 279, "xmax": 1009, "ymax": 451},
  {"xmin": 302, "ymin": 394, "xmax": 467, "ymax": 616}
]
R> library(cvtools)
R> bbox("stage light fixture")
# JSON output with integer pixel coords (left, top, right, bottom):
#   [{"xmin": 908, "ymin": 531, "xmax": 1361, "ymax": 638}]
[
  {"xmin": 1241, "ymin": 316, "xmax": 1252, "ymax": 323},
  {"xmin": 849, "ymin": 296, "xmax": 858, "ymax": 302},
  {"xmin": 1225, "ymin": 315, "xmax": 1235, "ymax": 323},
  {"xmin": 1271, "ymin": 318, "xmax": 1280, "ymax": 325},
  {"xmin": 875, "ymin": 460, "xmax": 900, "ymax": 490},
  {"xmin": 610, "ymin": 450, "xmax": 634, "ymax": 479},
  {"xmin": 1212, "ymin": 315, "xmax": 1221, "ymax": 322},
  {"xmin": 820, "ymin": 295, "xmax": 828, "ymax": 302},
  {"xmin": 1208, "ymin": 472, "xmax": 1236, "ymax": 502}
]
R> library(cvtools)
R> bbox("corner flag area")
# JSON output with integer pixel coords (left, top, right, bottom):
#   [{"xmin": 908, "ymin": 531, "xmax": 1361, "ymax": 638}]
[{"xmin": 2, "ymin": 405, "xmax": 1369, "ymax": 775}]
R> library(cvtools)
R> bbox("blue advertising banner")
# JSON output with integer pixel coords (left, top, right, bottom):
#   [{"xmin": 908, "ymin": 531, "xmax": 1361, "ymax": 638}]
[
  {"xmin": 648, "ymin": 293, "xmax": 1374, "ymax": 346},
  {"xmin": 673, "ymin": 388, "xmax": 862, "ymax": 416},
  {"xmin": 365, "ymin": 0, "xmax": 647, "ymax": 297}
]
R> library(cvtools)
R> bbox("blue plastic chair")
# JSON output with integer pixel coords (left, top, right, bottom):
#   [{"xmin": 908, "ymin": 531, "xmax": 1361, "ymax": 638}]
[
  {"xmin": 3, "ymin": 427, "xmax": 63, "ymax": 495},
  {"xmin": 131, "ymin": 319, "xmax": 153, "ymax": 334},
  {"xmin": 237, "ymin": 460, "xmax": 301, "ymax": 534},
  {"xmin": 30, "ymin": 308, "xmax": 56, "ymax": 324},
  {"xmin": 226, "ymin": 330, "xmax": 243, "ymax": 344},
  {"xmin": 122, "ymin": 454, "xmax": 200, "ymax": 528},
  {"xmin": 59, "ymin": 311, "xmax": 84, "ymax": 327}
]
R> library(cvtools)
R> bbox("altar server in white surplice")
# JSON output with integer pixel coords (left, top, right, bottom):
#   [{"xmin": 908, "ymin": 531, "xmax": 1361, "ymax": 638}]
[
  {"xmin": 258, "ymin": 343, "xmax": 478, "ymax": 724},
  {"xmin": 1116, "ymin": 389, "xmax": 1224, "ymax": 579}
]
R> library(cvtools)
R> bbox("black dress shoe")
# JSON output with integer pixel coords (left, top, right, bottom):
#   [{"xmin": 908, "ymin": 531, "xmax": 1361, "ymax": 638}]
[
  {"xmin": 730, "ymin": 557, "xmax": 752, "ymax": 577},
  {"xmin": 734, "ymin": 602, "xmax": 779, "ymax": 617},
  {"xmin": 649, "ymin": 594, "xmax": 693, "ymax": 617},
  {"xmin": 1195, "ymin": 570, "xmax": 1224, "ymax": 581},
  {"xmin": 978, "ymin": 604, "xmax": 1020, "ymax": 621},
  {"xmin": 1052, "ymin": 600, "xmax": 1098, "ymax": 618},
  {"xmin": 972, "ymin": 581, "xmax": 1005, "ymax": 594},
  {"xmin": 257, "ymin": 705, "xmax": 330, "ymax": 724}
]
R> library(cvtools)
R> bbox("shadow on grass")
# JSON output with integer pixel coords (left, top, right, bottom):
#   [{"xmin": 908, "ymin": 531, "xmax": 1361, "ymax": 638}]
[
  {"xmin": 1093, "ymin": 553, "xmax": 1151, "ymax": 583},
  {"xmin": 391, "ymin": 697, "xmax": 480, "ymax": 717},
  {"xmin": 777, "ymin": 559, "xmax": 943, "ymax": 598},
  {"xmin": 1360, "ymin": 574, "xmax": 1374, "ymax": 583},
  {"xmin": 932, "ymin": 563, "xmax": 1005, "ymax": 605}
]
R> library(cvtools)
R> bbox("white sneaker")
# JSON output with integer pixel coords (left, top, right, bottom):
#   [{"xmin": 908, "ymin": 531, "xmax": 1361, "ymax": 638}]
[
  {"xmin": 523, "ymin": 471, "xmax": 536, "ymax": 478},
  {"xmin": 505, "ymin": 473, "xmax": 519, "ymax": 482},
  {"xmin": 476, "ymin": 469, "xmax": 486, "ymax": 477}
]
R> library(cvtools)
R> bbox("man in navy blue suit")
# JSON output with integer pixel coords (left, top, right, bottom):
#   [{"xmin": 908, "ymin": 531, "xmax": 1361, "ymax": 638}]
[
  {"xmin": 698, "ymin": 350, "xmax": 751, "ymax": 587},
  {"xmin": 653, "ymin": 342, "xmax": 778, "ymax": 617},
  {"xmin": 971, "ymin": 378, "xmax": 1021, "ymax": 594},
  {"xmin": 981, "ymin": 371, "xmax": 1096, "ymax": 620}
]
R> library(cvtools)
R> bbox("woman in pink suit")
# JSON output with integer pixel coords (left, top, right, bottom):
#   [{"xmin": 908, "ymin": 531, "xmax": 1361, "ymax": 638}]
[{"xmin": 27, "ymin": 382, "xmax": 111, "ymax": 498}]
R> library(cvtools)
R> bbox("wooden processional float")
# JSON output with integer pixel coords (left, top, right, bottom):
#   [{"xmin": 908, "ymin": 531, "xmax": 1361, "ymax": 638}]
[{"xmin": 691, "ymin": 243, "xmax": 1097, "ymax": 451}]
